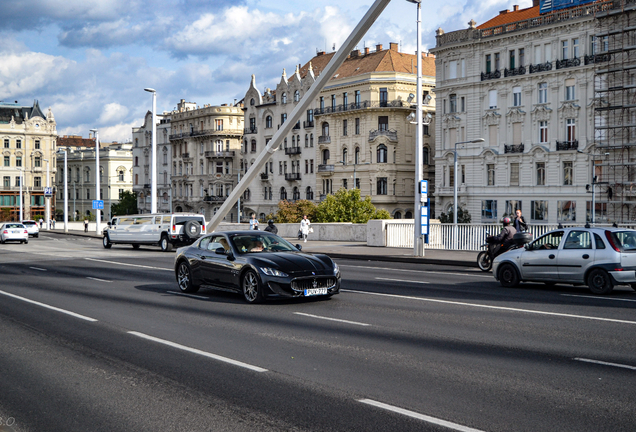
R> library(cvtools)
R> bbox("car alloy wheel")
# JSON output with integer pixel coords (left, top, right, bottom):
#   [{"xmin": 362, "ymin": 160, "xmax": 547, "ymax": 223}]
[
  {"xmin": 587, "ymin": 269, "xmax": 613, "ymax": 295},
  {"xmin": 161, "ymin": 235, "xmax": 173, "ymax": 252},
  {"xmin": 242, "ymin": 270, "xmax": 263, "ymax": 303},
  {"xmin": 177, "ymin": 261, "xmax": 199, "ymax": 293},
  {"xmin": 499, "ymin": 263, "xmax": 520, "ymax": 288},
  {"xmin": 477, "ymin": 251, "xmax": 492, "ymax": 272}
]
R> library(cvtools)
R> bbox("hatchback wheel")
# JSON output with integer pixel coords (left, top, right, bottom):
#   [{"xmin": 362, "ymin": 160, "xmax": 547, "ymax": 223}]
[
  {"xmin": 177, "ymin": 261, "xmax": 199, "ymax": 293},
  {"xmin": 587, "ymin": 269, "xmax": 613, "ymax": 295},
  {"xmin": 242, "ymin": 270, "xmax": 263, "ymax": 303},
  {"xmin": 499, "ymin": 263, "xmax": 520, "ymax": 288}
]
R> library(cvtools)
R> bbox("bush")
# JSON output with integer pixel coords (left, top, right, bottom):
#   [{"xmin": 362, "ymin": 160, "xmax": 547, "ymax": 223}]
[{"xmin": 439, "ymin": 207, "xmax": 471, "ymax": 223}]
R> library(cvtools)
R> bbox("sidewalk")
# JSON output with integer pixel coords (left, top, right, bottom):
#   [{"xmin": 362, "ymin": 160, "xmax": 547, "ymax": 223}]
[{"xmin": 45, "ymin": 228, "xmax": 478, "ymax": 268}]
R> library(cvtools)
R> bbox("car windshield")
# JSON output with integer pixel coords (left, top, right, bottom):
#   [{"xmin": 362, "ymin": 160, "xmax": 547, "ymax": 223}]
[
  {"xmin": 230, "ymin": 234, "xmax": 298, "ymax": 254},
  {"xmin": 611, "ymin": 230, "xmax": 636, "ymax": 251}
]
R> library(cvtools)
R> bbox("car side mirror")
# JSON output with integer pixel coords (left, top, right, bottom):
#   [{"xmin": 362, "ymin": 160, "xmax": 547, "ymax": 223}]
[
  {"xmin": 296, "ymin": 244, "xmax": 302, "ymax": 251},
  {"xmin": 215, "ymin": 247, "xmax": 226, "ymax": 255},
  {"xmin": 524, "ymin": 244, "xmax": 531, "ymax": 251},
  {"xmin": 107, "ymin": 221, "xmax": 112, "ymax": 226}
]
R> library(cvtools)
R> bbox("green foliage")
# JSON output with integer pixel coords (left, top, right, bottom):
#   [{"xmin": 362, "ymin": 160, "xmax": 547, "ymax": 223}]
[
  {"xmin": 111, "ymin": 190, "xmax": 138, "ymax": 216},
  {"xmin": 439, "ymin": 207, "xmax": 472, "ymax": 223},
  {"xmin": 274, "ymin": 200, "xmax": 318, "ymax": 223},
  {"xmin": 314, "ymin": 188, "xmax": 392, "ymax": 223}
]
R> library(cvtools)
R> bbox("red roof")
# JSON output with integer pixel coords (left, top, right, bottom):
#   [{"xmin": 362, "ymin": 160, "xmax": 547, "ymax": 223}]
[{"xmin": 477, "ymin": 5, "xmax": 540, "ymax": 29}]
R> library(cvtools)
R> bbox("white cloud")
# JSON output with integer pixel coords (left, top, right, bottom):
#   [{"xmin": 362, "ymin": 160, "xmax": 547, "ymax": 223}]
[
  {"xmin": 98, "ymin": 103, "xmax": 129, "ymax": 124},
  {"xmin": 0, "ymin": 49, "xmax": 73, "ymax": 99}
]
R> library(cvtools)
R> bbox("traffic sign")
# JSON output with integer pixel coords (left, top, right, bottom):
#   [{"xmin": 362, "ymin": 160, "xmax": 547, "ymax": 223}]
[
  {"xmin": 420, "ymin": 180, "xmax": 428, "ymax": 202},
  {"xmin": 92, "ymin": 200, "xmax": 104, "ymax": 210},
  {"xmin": 44, "ymin": 187, "xmax": 53, "ymax": 197}
]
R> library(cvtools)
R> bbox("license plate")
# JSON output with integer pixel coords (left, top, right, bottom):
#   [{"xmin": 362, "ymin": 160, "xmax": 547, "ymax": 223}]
[
  {"xmin": 304, "ymin": 288, "xmax": 328, "ymax": 296},
  {"xmin": 12, "ymin": 230, "xmax": 20, "ymax": 234}
]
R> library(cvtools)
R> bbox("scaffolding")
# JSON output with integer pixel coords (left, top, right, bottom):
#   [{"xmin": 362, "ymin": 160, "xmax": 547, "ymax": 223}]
[{"xmin": 594, "ymin": 0, "xmax": 636, "ymax": 222}]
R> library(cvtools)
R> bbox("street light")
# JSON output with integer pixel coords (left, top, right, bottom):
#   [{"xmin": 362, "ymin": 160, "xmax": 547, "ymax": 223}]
[
  {"xmin": 18, "ymin": 168, "xmax": 23, "ymax": 222},
  {"xmin": 453, "ymin": 138, "xmax": 484, "ymax": 249},
  {"xmin": 90, "ymin": 129, "xmax": 100, "ymax": 235},
  {"xmin": 338, "ymin": 160, "xmax": 370, "ymax": 190},
  {"xmin": 43, "ymin": 158, "xmax": 50, "ymax": 230},
  {"xmin": 144, "ymin": 88, "xmax": 157, "ymax": 214},
  {"xmin": 57, "ymin": 149, "xmax": 68, "ymax": 233}
]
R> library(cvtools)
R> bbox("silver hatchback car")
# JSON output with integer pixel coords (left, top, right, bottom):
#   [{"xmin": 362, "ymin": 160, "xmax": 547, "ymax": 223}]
[{"xmin": 493, "ymin": 227, "xmax": 636, "ymax": 294}]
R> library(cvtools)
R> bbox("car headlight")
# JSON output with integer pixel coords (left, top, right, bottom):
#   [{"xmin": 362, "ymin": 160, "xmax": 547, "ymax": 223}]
[
  {"xmin": 260, "ymin": 267, "xmax": 288, "ymax": 277},
  {"xmin": 333, "ymin": 262, "xmax": 339, "ymax": 276}
]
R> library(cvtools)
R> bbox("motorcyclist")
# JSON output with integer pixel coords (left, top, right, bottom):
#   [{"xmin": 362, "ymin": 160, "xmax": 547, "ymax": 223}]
[
  {"xmin": 489, "ymin": 216, "xmax": 517, "ymax": 256},
  {"xmin": 264, "ymin": 219, "xmax": 278, "ymax": 235}
]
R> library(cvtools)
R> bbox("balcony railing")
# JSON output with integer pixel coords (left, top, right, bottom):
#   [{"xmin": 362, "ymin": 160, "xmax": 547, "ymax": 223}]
[
  {"xmin": 170, "ymin": 129, "xmax": 243, "ymax": 140},
  {"xmin": 504, "ymin": 66, "xmax": 526, "ymax": 77},
  {"xmin": 584, "ymin": 54, "xmax": 611, "ymax": 65},
  {"xmin": 260, "ymin": 173, "xmax": 269, "ymax": 180},
  {"xmin": 481, "ymin": 70, "xmax": 501, "ymax": 81},
  {"xmin": 203, "ymin": 196, "xmax": 225, "ymax": 202},
  {"xmin": 285, "ymin": 173, "xmax": 301, "ymax": 181},
  {"xmin": 304, "ymin": 120, "xmax": 314, "ymax": 128},
  {"xmin": 284, "ymin": 146, "xmax": 302, "ymax": 155},
  {"xmin": 318, "ymin": 135, "xmax": 331, "ymax": 144},
  {"xmin": 143, "ymin": 184, "xmax": 151, "ymax": 189},
  {"xmin": 504, "ymin": 144, "xmax": 524, "ymax": 154},
  {"xmin": 556, "ymin": 140, "xmax": 578, "ymax": 151},
  {"xmin": 204, "ymin": 150, "xmax": 235, "ymax": 158},
  {"xmin": 313, "ymin": 99, "xmax": 408, "ymax": 116},
  {"xmin": 556, "ymin": 57, "xmax": 581, "ymax": 70},
  {"xmin": 369, "ymin": 129, "xmax": 398, "ymax": 142},
  {"xmin": 244, "ymin": 127, "xmax": 257, "ymax": 134},
  {"xmin": 182, "ymin": 152, "xmax": 190, "ymax": 159},
  {"xmin": 317, "ymin": 164, "xmax": 334, "ymax": 173},
  {"xmin": 292, "ymin": 122, "xmax": 301, "ymax": 130},
  {"xmin": 529, "ymin": 62, "xmax": 553, "ymax": 73}
]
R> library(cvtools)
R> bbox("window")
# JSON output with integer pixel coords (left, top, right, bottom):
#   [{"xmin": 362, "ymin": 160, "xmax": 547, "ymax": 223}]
[
  {"xmin": 590, "ymin": 36, "xmax": 596, "ymax": 55},
  {"xmin": 282, "ymin": 92, "xmax": 287, "ymax": 104},
  {"xmin": 423, "ymin": 147, "xmax": 429, "ymax": 165},
  {"xmin": 378, "ymin": 116, "xmax": 389, "ymax": 131},
  {"xmin": 376, "ymin": 177, "xmax": 387, "ymax": 195},
  {"xmin": 534, "ymin": 45, "xmax": 541, "ymax": 63},
  {"xmin": 280, "ymin": 187, "xmax": 287, "ymax": 200},
  {"xmin": 380, "ymin": 88, "xmax": 388, "ymax": 107},
  {"xmin": 538, "ymin": 82, "xmax": 547, "ymax": 103},
  {"xmin": 355, "ymin": 90, "xmax": 361, "ymax": 106},
  {"xmin": 509, "ymin": 50, "xmax": 515, "ymax": 69},
  {"xmin": 573, "ymin": 38, "xmax": 579, "ymax": 58},
  {"xmin": 505, "ymin": 200, "xmax": 522, "ymax": 215},
  {"xmin": 354, "ymin": 147, "xmax": 360, "ymax": 164},
  {"xmin": 519, "ymin": 48, "xmax": 525, "ymax": 67},
  {"xmin": 355, "ymin": 118, "xmax": 360, "ymax": 135},
  {"xmin": 513, "ymin": 86, "xmax": 521, "ymax": 107},
  {"xmin": 449, "ymin": 60, "xmax": 457, "ymax": 79},
  {"xmin": 563, "ymin": 161, "xmax": 573, "ymax": 185},
  {"xmin": 539, "ymin": 121, "xmax": 548, "ymax": 143},
  {"xmin": 35, "ymin": 177, "xmax": 42, "ymax": 187},
  {"xmin": 487, "ymin": 164, "xmax": 495, "ymax": 185},
  {"xmin": 119, "ymin": 170, "xmax": 124, "ymax": 181},
  {"xmin": 310, "ymin": 159, "xmax": 314, "ymax": 173},
  {"xmin": 377, "ymin": 144, "xmax": 387, "ymax": 163},
  {"xmin": 343, "ymin": 179, "xmax": 348, "ymax": 189},
  {"xmin": 566, "ymin": 119, "xmax": 576, "ymax": 142},
  {"xmin": 251, "ymin": 140, "xmax": 256, "ymax": 153},
  {"xmin": 3, "ymin": 156, "xmax": 9, "ymax": 167},
  {"xmin": 15, "ymin": 176, "xmax": 21, "ymax": 187},
  {"xmin": 536, "ymin": 162, "xmax": 545, "ymax": 185},
  {"xmin": 343, "ymin": 148, "xmax": 348, "ymax": 164},
  {"xmin": 265, "ymin": 115, "xmax": 272, "ymax": 128},
  {"xmin": 449, "ymin": 94, "xmax": 457, "ymax": 113},
  {"xmin": 531, "ymin": 200, "xmax": 548, "ymax": 220},
  {"xmin": 3, "ymin": 176, "xmax": 9, "ymax": 187},
  {"xmin": 495, "ymin": 52, "xmax": 500, "ymax": 70},
  {"xmin": 449, "ymin": 166, "xmax": 454, "ymax": 187},
  {"xmin": 562, "ymin": 40, "xmax": 569, "ymax": 59},
  {"xmin": 281, "ymin": 113, "xmax": 287, "ymax": 124},
  {"xmin": 322, "ymin": 122, "xmax": 329, "ymax": 137},
  {"xmin": 331, "ymin": 94, "xmax": 336, "ymax": 110},
  {"xmin": 35, "ymin": 140, "xmax": 40, "ymax": 149},
  {"xmin": 343, "ymin": 119, "xmax": 348, "ymax": 136},
  {"xmin": 306, "ymin": 186, "xmax": 313, "ymax": 200},
  {"xmin": 343, "ymin": 92, "xmax": 348, "ymax": 106},
  {"xmin": 16, "ymin": 139, "xmax": 21, "ymax": 149},
  {"xmin": 322, "ymin": 149, "xmax": 330, "ymax": 165},
  {"xmin": 320, "ymin": 97, "xmax": 324, "ymax": 110},
  {"xmin": 34, "ymin": 157, "xmax": 41, "ymax": 168},
  {"xmin": 488, "ymin": 89, "xmax": 497, "ymax": 109},
  {"xmin": 481, "ymin": 200, "xmax": 497, "ymax": 220},
  {"xmin": 460, "ymin": 97, "xmax": 465, "ymax": 112},
  {"xmin": 294, "ymin": 90, "xmax": 300, "ymax": 102},
  {"xmin": 3, "ymin": 139, "xmax": 8, "ymax": 148},
  {"xmin": 485, "ymin": 54, "xmax": 492, "ymax": 73},
  {"xmin": 566, "ymin": 82, "xmax": 576, "ymax": 100},
  {"xmin": 558, "ymin": 201, "xmax": 577, "ymax": 222},
  {"xmin": 215, "ymin": 119, "xmax": 223, "ymax": 131}
]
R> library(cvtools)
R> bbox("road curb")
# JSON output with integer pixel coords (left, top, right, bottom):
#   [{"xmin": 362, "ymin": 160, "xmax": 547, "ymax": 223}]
[{"xmin": 323, "ymin": 253, "xmax": 478, "ymax": 268}]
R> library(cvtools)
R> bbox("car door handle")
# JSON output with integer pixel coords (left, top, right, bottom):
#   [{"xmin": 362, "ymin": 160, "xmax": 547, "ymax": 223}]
[
  {"xmin": 549, "ymin": 254, "xmax": 555, "ymax": 259},
  {"xmin": 197, "ymin": 255, "xmax": 206, "ymax": 260},
  {"xmin": 582, "ymin": 254, "xmax": 589, "ymax": 259}
]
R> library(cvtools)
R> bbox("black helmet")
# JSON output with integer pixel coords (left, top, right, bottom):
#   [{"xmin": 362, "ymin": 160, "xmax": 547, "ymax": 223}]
[
  {"xmin": 268, "ymin": 219, "xmax": 274, "ymax": 225},
  {"xmin": 502, "ymin": 216, "xmax": 511, "ymax": 226}
]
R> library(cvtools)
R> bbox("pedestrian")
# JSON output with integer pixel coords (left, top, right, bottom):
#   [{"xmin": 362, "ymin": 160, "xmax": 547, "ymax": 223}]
[
  {"xmin": 39, "ymin": 218, "xmax": 43, "ymax": 229},
  {"xmin": 51, "ymin": 219, "xmax": 55, "ymax": 229},
  {"xmin": 299, "ymin": 214, "xmax": 311, "ymax": 243},
  {"xmin": 84, "ymin": 218, "xmax": 89, "ymax": 232},
  {"xmin": 264, "ymin": 219, "xmax": 278, "ymax": 235},
  {"xmin": 514, "ymin": 209, "xmax": 527, "ymax": 232},
  {"xmin": 249, "ymin": 213, "xmax": 259, "ymax": 230}
]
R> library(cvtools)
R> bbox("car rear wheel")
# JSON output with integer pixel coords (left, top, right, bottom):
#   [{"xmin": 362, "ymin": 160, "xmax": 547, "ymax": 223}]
[
  {"xmin": 242, "ymin": 270, "xmax": 263, "ymax": 304},
  {"xmin": 103, "ymin": 235, "xmax": 112, "ymax": 249},
  {"xmin": 587, "ymin": 269, "xmax": 613, "ymax": 295},
  {"xmin": 499, "ymin": 263, "xmax": 520, "ymax": 288},
  {"xmin": 477, "ymin": 251, "xmax": 492, "ymax": 272},
  {"xmin": 177, "ymin": 261, "xmax": 199, "ymax": 293},
  {"xmin": 160, "ymin": 235, "xmax": 173, "ymax": 252}
]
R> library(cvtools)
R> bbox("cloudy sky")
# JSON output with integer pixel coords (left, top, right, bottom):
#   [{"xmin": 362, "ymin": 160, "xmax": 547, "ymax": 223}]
[{"xmin": 0, "ymin": 0, "xmax": 531, "ymax": 142}]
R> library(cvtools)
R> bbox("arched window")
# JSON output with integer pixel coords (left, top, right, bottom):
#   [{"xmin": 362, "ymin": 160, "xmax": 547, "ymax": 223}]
[
  {"xmin": 322, "ymin": 149, "xmax": 330, "ymax": 165},
  {"xmin": 322, "ymin": 122, "xmax": 330, "ymax": 137},
  {"xmin": 280, "ymin": 187, "xmax": 287, "ymax": 200},
  {"xmin": 293, "ymin": 186, "xmax": 300, "ymax": 200},
  {"xmin": 423, "ymin": 146, "xmax": 430, "ymax": 166},
  {"xmin": 310, "ymin": 134, "xmax": 314, "ymax": 147},
  {"xmin": 266, "ymin": 115, "xmax": 272, "ymax": 128},
  {"xmin": 405, "ymin": 211, "xmax": 413, "ymax": 218},
  {"xmin": 305, "ymin": 186, "xmax": 313, "ymax": 200},
  {"xmin": 377, "ymin": 144, "xmax": 387, "ymax": 163},
  {"xmin": 394, "ymin": 211, "xmax": 402, "ymax": 219},
  {"xmin": 294, "ymin": 90, "xmax": 300, "ymax": 102},
  {"xmin": 342, "ymin": 148, "xmax": 348, "ymax": 165},
  {"xmin": 355, "ymin": 147, "xmax": 360, "ymax": 164},
  {"xmin": 251, "ymin": 140, "xmax": 256, "ymax": 152},
  {"xmin": 119, "ymin": 170, "xmax": 124, "ymax": 181},
  {"xmin": 282, "ymin": 92, "xmax": 287, "ymax": 104},
  {"xmin": 250, "ymin": 98, "xmax": 255, "ymax": 106}
]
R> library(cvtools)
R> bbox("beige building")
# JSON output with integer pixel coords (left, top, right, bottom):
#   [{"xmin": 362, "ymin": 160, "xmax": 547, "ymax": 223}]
[
  {"xmin": 56, "ymin": 136, "xmax": 133, "ymax": 220},
  {"xmin": 169, "ymin": 99, "xmax": 244, "ymax": 222},
  {"xmin": 0, "ymin": 100, "xmax": 57, "ymax": 221}
]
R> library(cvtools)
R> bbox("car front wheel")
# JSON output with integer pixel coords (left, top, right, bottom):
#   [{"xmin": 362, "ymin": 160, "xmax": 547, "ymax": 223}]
[
  {"xmin": 587, "ymin": 269, "xmax": 613, "ymax": 295},
  {"xmin": 103, "ymin": 235, "xmax": 112, "ymax": 249},
  {"xmin": 499, "ymin": 263, "xmax": 520, "ymax": 288},
  {"xmin": 160, "ymin": 235, "xmax": 173, "ymax": 252},
  {"xmin": 177, "ymin": 261, "xmax": 199, "ymax": 293},
  {"xmin": 242, "ymin": 270, "xmax": 263, "ymax": 304}
]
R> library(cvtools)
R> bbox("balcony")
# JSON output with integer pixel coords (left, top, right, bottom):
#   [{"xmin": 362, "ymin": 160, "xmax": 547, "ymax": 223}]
[
  {"xmin": 369, "ymin": 129, "xmax": 398, "ymax": 142},
  {"xmin": 318, "ymin": 135, "xmax": 331, "ymax": 144},
  {"xmin": 244, "ymin": 127, "xmax": 257, "ymax": 134},
  {"xmin": 292, "ymin": 122, "xmax": 301, "ymax": 130},
  {"xmin": 260, "ymin": 172, "xmax": 269, "ymax": 180},
  {"xmin": 204, "ymin": 150, "xmax": 235, "ymax": 159},
  {"xmin": 285, "ymin": 173, "xmax": 301, "ymax": 181},
  {"xmin": 584, "ymin": 54, "xmax": 611, "ymax": 65},
  {"xmin": 556, "ymin": 58, "xmax": 581, "ymax": 70},
  {"xmin": 481, "ymin": 70, "xmax": 501, "ymax": 81},
  {"xmin": 284, "ymin": 146, "xmax": 302, "ymax": 155},
  {"xmin": 191, "ymin": 128, "xmax": 243, "ymax": 137},
  {"xmin": 504, "ymin": 66, "xmax": 526, "ymax": 77},
  {"xmin": 317, "ymin": 164, "xmax": 334, "ymax": 175},
  {"xmin": 556, "ymin": 140, "xmax": 578, "ymax": 151},
  {"xmin": 313, "ymin": 100, "xmax": 412, "ymax": 116},
  {"xmin": 203, "ymin": 196, "xmax": 225, "ymax": 202},
  {"xmin": 143, "ymin": 183, "xmax": 151, "ymax": 189},
  {"xmin": 303, "ymin": 120, "xmax": 314, "ymax": 128},
  {"xmin": 182, "ymin": 152, "xmax": 190, "ymax": 159},
  {"xmin": 529, "ymin": 62, "xmax": 553, "ymax": 73},
  {"xmin": 504, "ymin": 144, "xmax": 524, "ymax": 154}
]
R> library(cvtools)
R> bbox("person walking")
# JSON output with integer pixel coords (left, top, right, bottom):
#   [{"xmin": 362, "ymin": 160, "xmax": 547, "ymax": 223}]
[
  {"xmin": 264, "ymin": 219, "xmax": 278, "ymax": 235},
  {"xmin": 51, "ymin": 218, "xmax": 56, "ymax": 229},
  {"xmin": 84, "ymin": 218, "xmax": 89, "ymax": 232},
  {"xmin": 249, "ymin": 213, "xmax": 259, "ymax": 230},
  {"xmin": 299, "ymin": 214, "xmax": 311, "ymax": 242},
  {"xmin": 514, "ymin": 209, "xmax": 527, "ymax": 232},
  {"xmin": 39, "ymin": 218, "xmax": 44, "ymax": 229}
]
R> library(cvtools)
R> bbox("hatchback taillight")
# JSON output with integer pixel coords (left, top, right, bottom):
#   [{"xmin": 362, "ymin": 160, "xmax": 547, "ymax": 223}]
[{"xmin": 605, "ymin": 230, "xmax": 621, "ymax": 252}]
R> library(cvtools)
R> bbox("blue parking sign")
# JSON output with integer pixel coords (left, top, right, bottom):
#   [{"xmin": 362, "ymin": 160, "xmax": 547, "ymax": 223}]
[{"xmin": 92, "ymin": 200, "xmax": 104, "ymax": 210}]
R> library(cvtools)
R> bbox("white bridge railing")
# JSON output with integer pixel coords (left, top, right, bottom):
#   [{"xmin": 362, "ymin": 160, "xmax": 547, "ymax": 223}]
[{"xmin": 385, "ymin": 222, "xmax": 629, "ymax": 251}]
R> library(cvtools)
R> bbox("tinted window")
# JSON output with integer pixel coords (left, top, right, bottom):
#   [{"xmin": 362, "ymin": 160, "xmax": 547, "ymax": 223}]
[
  {"xmin": 230, "ymin": 234, "xmax": 297, "ymax": 254},
  {"xmin": 593, "ymin": 233, "xmax": 606, "ymax": 249}
]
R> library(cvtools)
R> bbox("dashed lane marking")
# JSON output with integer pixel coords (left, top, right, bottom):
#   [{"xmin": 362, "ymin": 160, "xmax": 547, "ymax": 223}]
[
  {"xmin": 574, "ymin": 357, "xmax": 636, "ymax": 371},
  {"xmin": 375, "ymin": 277, "xmax": 429, "ymax": 284},
  {"xmin": 0, "ymin": 290, "xmax": 98, "ymax": 322},
  {"xmin": 293, "ymin": 312, "xmax": 370, "ymax": 327}
]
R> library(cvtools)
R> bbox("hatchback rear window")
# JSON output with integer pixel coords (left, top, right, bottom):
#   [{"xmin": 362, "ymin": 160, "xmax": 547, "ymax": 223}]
[
  {"xmin": 23, "ymin": 221, "xmax": 36, "ymax": 226},
  {"xmin": 611, "ymin": 231, "xmax": 636, "ymax": 251}
]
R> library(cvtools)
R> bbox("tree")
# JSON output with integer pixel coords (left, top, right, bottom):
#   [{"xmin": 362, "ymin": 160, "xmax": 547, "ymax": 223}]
[
  {"xmin": 111, "ymin": 190, "xmax": 138, "ymax": 216},
  {"xmin": 274, "ymin": 200, "xmax": 318, "ymax": 223},
  {"xmin": 439, "ymin": 207, "xmax": 472, "ymax": 223},
  {"xmin": 314, "ymin": 188, "xmax": 391, "ymax": 223}
]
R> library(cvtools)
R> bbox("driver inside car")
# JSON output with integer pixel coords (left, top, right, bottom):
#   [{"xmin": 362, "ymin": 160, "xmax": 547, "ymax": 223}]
[{"xmin": 249, "ymin": 239, "xmax": 264, "ymax": 252}]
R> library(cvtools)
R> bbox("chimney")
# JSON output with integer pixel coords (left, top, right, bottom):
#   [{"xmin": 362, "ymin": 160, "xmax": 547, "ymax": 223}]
[
  {"xmin": 389, "ymin": 42, "xmax": 398, "ymax": 52},
  {"xmin": 364, "ymin": 47, "xmax": 370, "ymax": 55},
  {"xmin": 350, "ymin": 49, "xmax": 360, "ymax": 57},
  {"xmin": 317, "ymin": 51, "xmax": 325, "ymax": 56},
  {"xmin": 499, "ymin": 9, "xmax": 509, "ymax": 14},
  {"xmin": 376, "ymin": 44, "xmax": 383, "ymax": 52},
  {"xmin": 513, "ymin": 5, "xmax": 519, "ymax": 11},
  {"xmin": 533, "ymin": 0, "xmax": 540, "ymax": 6}
]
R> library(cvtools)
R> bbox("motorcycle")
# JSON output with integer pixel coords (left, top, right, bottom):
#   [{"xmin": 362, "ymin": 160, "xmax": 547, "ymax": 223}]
[{"xmin": 477, "ymin": 231, "xmax": 533, "ymax": 272}]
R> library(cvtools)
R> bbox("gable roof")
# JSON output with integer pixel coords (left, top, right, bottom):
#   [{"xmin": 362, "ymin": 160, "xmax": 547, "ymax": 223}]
[{"xmin": 477, "ymin": 5, "xmax": 540, "ymax": 29}]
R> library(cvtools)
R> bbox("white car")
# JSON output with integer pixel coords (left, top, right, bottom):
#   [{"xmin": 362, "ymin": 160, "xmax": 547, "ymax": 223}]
[
  {"xmin": 21, "ymin": 220, "xmax": 40, "ymax": 237},
  {"xmin": 0, "ymin": 223, "xmax": 29, "ymax": 244}
]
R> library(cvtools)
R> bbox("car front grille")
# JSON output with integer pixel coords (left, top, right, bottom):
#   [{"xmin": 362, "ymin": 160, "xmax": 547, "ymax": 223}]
[{"xmin": 291, "ymin": 277, "xmax": 337, "ymax": 292}]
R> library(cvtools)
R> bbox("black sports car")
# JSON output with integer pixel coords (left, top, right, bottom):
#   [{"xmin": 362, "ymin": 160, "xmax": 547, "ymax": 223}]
[{"xmin": 174, "ymin": 231, "xmax": 341, "ymax": 303}]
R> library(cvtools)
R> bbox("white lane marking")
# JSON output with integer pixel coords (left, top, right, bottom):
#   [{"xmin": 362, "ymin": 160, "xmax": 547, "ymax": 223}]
[
  {"xmin": 574, "ymin": 357, "xmax": 636, "ymax": 371},
  {"xmin": 375, "ymin": 277, "xmax": 429, "ymax": 284},
  {"xmin": 342, "ymin": 289, "xmax": 636, "ymax": 326},
  {"xmin": 29, "ymin": 267, "xmax": 47, "ymax": 271},
  {"xmin": 0, "ymin": 290, "xmax": 98, "ymax": 322},
  {"xmin": 167, "ymin": 290, "xmax": 209, "ymax": 300},
  {"xmin": 128, "ymin": 331, "xmax": 268, "ymax": 373},
  {"xmin": 339, "ymin": 264, "xmax": 491, "ymax": 278},
  {"xmin": 86, "ymin": 277, "xmax": 112, "ymax": 283},
  {"xmin": 358, "ymin": 399, "xmax": 485, "ymax": 432},
  {"xmin": 562, "ymin": 294, "xmax": 636, "ymax": 303},
  {"xmin": 293, "ymin": 312, "xmax": 370, "ymax": 327},
  {"xmin": 85, "ymin": 258, "xmax": 171, "ymax": 271}
]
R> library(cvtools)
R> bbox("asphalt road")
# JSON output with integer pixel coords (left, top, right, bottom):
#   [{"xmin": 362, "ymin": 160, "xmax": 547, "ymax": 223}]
[{"xmin": 0, "ymin": 233, "xmax": 634, "ymax": 432}]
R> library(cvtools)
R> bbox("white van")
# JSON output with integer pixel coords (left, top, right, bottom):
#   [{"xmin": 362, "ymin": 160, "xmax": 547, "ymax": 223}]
[{"xmin": 103, "ymin": 213, "xmax": 206, "ymax": 251}]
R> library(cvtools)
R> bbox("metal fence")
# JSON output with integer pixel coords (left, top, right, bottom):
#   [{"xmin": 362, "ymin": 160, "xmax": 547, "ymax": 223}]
[{"xmin": 385, "ymin": 222, "xmax": 633, "ymax": 251}]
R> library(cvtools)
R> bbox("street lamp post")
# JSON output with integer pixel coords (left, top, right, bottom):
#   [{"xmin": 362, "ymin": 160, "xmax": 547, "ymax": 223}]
[
  {"xmin": 144, "ymin": 88, "xmax": 157, "ymax": 214},
  {"xmin": 58, "ymin": 149, "xmax": 68, "ymax": 233},
  {"xmin": 90, "ymin": 129, "xmax": 100, "ymax": 235},
  {"xmin": 453, "ymin": 138, "xmax": 484, "ymax": 249},
  {"xmin": 44, "ymin": 158, "xmax": 50, "ymax": 230},
  {"xmin": 18, "ymin": 168, "xmax": 23, "ymax": 222}
]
